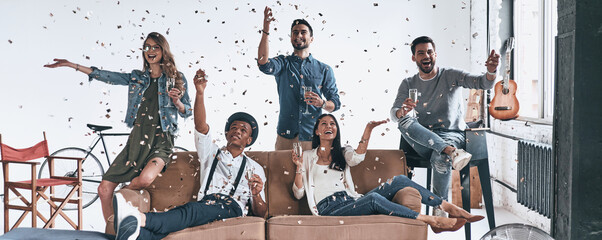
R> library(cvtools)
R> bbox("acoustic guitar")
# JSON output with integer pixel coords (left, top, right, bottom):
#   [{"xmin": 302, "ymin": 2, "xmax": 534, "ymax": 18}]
[{"xmin": 490, "ymin": 37, "xmax": 520, "ymax": 120}]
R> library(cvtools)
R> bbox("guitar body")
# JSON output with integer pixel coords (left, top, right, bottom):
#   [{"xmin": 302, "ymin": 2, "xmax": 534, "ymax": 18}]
[{"xmin": 490, "ymin": 79, "xmax": 519, "ymax": 120}]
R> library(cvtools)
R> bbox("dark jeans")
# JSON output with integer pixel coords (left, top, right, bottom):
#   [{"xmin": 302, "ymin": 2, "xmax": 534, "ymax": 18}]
[
  {"xmin": 139, "ymin": 193, "xmax": 243, "ymax": 240},
  {"xmin": 317, "ymin": 175, "xmax": 442, "ymax": 219}
]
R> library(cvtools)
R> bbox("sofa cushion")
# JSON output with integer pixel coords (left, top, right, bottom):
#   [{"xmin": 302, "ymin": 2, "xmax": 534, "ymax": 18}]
[
  {"xmin": 266, "ymin": 215, "xmax": 427, "ymax": 240},
  {"xmin": 266, "ymin": 150, "xmax": 312, "ymax": 217},
  {"xmin": 266, "ymin": 149, "xmax": 407, "ymax": 217},
  {"xmin": 2, "ymin": 227, "xmax": 114, "ymax": 240},
  {"xmin": 350, "ymin": 149, "xmax": 407, "ymax": 194},
  {"xmin": 163, "ymin": 216, "xmax": 265, "ymax": 240},
  {"xmin": 146, "ymin": 151, "xmax": 201, "ymax": 212}
]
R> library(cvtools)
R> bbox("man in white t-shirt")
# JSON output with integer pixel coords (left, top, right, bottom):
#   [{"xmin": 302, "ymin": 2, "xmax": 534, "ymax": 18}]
[{"xmin": 112, "ymin": 69, "xmax": 267, "ymax": 240}]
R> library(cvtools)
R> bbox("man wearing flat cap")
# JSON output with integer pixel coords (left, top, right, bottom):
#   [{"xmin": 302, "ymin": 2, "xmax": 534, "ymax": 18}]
[{"xmin": 112, "ymin": 69, "xmax": 267, "ymax": 240}]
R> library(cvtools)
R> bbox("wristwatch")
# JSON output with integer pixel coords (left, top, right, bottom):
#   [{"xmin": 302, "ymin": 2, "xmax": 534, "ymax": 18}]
[{"xmin": 321, "ymin": 99, "xmax": 327, "ymax": 109}]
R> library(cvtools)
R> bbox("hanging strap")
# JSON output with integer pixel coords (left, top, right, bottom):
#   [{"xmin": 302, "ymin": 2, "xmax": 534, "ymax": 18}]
[{"xmin": 204, "ymin": 149, "xmax": 248, "ymax": 197}]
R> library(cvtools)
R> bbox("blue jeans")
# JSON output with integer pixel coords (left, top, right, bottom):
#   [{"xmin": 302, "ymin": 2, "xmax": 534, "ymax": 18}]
[
  {"xmin": 317, "ymin": 175, "xmax": 442, "ymax": 219},
  {"xmin": 397, "ymin": 116, "xmax": 465, "ymax": 200},
  {"xmin": 139, "ymin": 193, "xmax": 242, "ymax": 240}
]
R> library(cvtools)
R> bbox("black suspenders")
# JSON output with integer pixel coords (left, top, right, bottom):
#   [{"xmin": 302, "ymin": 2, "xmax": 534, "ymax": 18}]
[{"xmin": 203, "ymin": 149, "xmax": 248, "ymax": 197}]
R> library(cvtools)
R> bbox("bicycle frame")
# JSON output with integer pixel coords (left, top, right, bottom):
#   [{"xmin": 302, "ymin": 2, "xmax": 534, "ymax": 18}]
[{"xmin": 85, "ymin": 131, "xmax": 130, "ymax": 167}]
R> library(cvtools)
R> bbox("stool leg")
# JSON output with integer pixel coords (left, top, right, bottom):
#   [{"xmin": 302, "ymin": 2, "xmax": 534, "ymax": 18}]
[
  {"xmin": 426, "ymin": 168, "xmax": 432, "ymax": 215},
  {"xmin": 478, "ymin": 159, "xmax": 496, "ymax": 229},
  {"xmin": 460, "ymin": 165, "xmax": 471, "ymax": 240}
]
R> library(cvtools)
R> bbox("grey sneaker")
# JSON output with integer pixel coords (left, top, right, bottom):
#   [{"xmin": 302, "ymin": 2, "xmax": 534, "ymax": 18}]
[
  {"xmin": 432, "ymin": 206, "xmax": 448, "ymax": 218},
  {"xmin": 451, "ymin": 148, "xmax": 472, "ymax": 170}
]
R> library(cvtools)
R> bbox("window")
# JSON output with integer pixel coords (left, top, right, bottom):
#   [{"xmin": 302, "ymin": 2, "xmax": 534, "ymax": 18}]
[{"xmin": 514, "ymin": 0, "xmax": 557, "ymax": 120}]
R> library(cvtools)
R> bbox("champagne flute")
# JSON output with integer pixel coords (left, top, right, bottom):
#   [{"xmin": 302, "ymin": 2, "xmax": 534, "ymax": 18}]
[
  {"xmin": 293, "ymin": 142, "xmax": 303, "ymax": 169},
  {"xmin": 409, "ymin": 89, "xmax": 419, "ymax": 118},
  {"xmin": 246, "ymin": 168, "xmax": 255, "ymax": 198},
  {"xmin": 166, "ymin": 78, "xmax": 175, "ymax": 107},
  {"xmin": 293, "ymin": 142, "xmax": 303, "ymax": 157},
  {"xmin": 303, "ymin": 86, "xmax": 313, "ymax": 115}
]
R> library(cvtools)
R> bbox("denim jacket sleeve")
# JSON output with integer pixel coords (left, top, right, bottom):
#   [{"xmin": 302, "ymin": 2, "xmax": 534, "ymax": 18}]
[
  {"xmin": 321, "ymin": 65, "xmax": 341, "ymax": 111},
  {"xmin": 258, "ymin": 55, "xmax": 284, "ymax": 77},
  {"xmin": 87, "ymin": 66, "xmax": 138, "ymax": 85},
  {"xmin": 178, "ymin": 73, "xmax": 193, "ymax": 118}
]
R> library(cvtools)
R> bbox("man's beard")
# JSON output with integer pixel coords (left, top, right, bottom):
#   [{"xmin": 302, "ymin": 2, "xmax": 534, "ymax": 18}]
[
  {"xmin": 292, "ymin": 43, "xmax": 308, "ymax": 51},
  {"xmin": 417, "ymin": 60, "xmax": 435, "ymax": 74}
]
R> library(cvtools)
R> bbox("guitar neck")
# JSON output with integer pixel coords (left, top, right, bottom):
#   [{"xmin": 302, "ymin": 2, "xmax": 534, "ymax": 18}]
[{"xmin": 504, "ymin": 50, "xmax": 511, "ymax": 84}]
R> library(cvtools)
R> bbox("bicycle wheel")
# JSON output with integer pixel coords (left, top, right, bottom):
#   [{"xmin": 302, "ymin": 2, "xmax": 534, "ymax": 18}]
[{"xmin": 38, "ymin": 147, "xmax": 105, "ymax": 210}]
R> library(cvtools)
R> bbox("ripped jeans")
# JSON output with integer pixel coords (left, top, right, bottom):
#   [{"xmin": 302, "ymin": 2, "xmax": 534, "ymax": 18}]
[
  {"xmin": 397, "ymin": 116, "xmax": 465, "ymax": 200},
  {"xmin": 317, "ymin": 175, "xmax": 442, "ymax": 219}
]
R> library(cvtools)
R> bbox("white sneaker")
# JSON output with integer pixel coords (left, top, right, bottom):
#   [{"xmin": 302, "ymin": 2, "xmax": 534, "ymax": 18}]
[
  {"xmin": 113, "ymin": 192, "xmax": 141, "ymax": 240},
  {"xmin": 451, "ymin": 148, "xmax": 472, "ymax": 170}
]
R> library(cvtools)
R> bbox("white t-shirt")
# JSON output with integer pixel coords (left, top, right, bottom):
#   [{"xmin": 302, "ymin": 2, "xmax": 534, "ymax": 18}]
[
  {"xmin": 194, "ymin": 129, "xmax": 267, "ymax": 216},
  {"xmin": 312, "ymin": 164, "xmax": 346, "ymax": 204}
]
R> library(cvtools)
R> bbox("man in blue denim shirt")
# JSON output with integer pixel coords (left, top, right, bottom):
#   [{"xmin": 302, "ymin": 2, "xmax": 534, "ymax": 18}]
[{"xmin": 257, "ymin": 6, "xmax": 341, "ymax": 150}]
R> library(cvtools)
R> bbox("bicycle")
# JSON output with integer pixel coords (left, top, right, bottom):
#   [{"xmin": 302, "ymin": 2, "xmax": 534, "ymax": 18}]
[{"xmin": 37, "ymin": 124, "xmax": 189, "ymax": 210}]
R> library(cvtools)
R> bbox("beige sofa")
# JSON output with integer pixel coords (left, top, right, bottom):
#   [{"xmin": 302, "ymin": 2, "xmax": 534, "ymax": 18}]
[{"xmin": 106, "ymin": 150, "xmax": 428, "ymax": 240}]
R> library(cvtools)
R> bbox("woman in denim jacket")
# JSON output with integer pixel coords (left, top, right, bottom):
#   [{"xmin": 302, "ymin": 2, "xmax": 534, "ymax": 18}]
[
  {"xmin": 291, "ymin": 114, "xmax": 484, "ymax": 233},
  {"xmin": 45, "ymin": 32, "xmax": 192, "ymax": 222}
]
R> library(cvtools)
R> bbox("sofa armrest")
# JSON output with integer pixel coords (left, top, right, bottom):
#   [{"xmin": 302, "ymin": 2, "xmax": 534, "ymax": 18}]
[
  {"xmin": 116, "ymin": 188, "xmax": 151, "ymax": 213},
  {"xmin": 105, "ymin": 188, "xmax": 152, "ymax": 235}
]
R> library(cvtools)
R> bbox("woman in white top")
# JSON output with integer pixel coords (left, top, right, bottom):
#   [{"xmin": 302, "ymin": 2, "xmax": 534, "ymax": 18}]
[{"xmin": 291, "ymin": 114, "xmax": 484, "ymax": 233}]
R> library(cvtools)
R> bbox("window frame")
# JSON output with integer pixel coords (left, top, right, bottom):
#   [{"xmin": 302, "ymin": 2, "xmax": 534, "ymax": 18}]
[{"xmin": 512, "ymin": 0, "xmax": 556, "ymax": 124}]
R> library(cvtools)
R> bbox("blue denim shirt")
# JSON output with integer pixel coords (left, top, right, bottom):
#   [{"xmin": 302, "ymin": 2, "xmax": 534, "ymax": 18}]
[
  {"xmin": 88, "ymin": 67, "xmax": 192, "ymax": 134},
  {"xmin": 258, "ymin": 54, "xmax": 341, "ymax": 141}
]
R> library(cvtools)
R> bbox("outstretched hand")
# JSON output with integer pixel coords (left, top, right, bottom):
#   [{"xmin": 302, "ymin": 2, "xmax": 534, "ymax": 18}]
[
  {"xmin": 485, "ymin": 50, "xmax": 500, "ymax": 73},
  {"xmin": 366, "ymin": 119, "xmax": 389, "ymax": 130},
  {"xmin": 193, "ymin": 69, "xmax": 208, "ymax": 95},
  {"xmin": 44, "ymin": 58, "xmax": 72, "ymax": 68},
  {"xmin": 263, "ymin": 6, "xmax": 275, "ymax": 30}
]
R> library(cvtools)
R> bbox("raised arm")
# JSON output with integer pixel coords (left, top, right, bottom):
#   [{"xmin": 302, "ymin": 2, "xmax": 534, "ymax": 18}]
[
  {"xmin": 355, "ymin": 119, "xmax": 389, "ymax": 155},
  {"xmin": 485, "ymin": 50, "xmax": 500, "ymax": 81},
  {"xmin": 257, "ymin": 6, "xmax": 274, "ymax": 66},
  {"xmin": 248, "ymin": 172, "xmax": 268, "ymax": 217},
  {"xmin": 291, "ymin": 150, "xmax": 305, "ymax": 199},
  {"xmin": 193, "ymin": 69, "xmax": 209, "ymax": 134},
  {"xmin": 44, "ymin": 58, "xmax": 93, "ymax": 75}
]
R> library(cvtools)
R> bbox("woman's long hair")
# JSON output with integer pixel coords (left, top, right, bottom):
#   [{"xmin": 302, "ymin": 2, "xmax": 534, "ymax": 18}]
[
  {"xmin": 142, "ymin": 32, "xmax": 184, "ymax": 91},
  {"xmin": 311, "ymin": 114, "xmax": 346, "ymax": 171}
]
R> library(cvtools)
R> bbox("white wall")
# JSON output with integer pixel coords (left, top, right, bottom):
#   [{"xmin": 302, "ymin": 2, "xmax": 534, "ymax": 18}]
[{"xmin": 0, "ymin": 0, "xmax": 483, "ymax": 230}]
